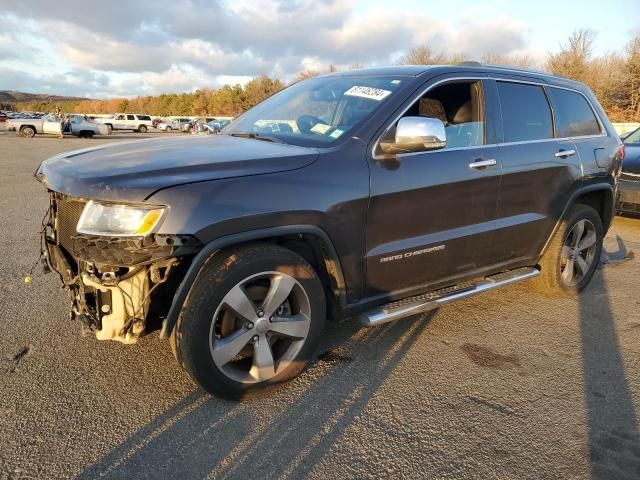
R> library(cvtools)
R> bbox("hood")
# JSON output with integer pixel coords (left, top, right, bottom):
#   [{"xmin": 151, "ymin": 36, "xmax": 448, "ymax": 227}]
[
  {"xmin": 36, "ymin": 134, "xmax": 319, "ymax": 201},
  {"xmin": 622, "ymin": 144, "xmax": 640, "ymax": 174}
]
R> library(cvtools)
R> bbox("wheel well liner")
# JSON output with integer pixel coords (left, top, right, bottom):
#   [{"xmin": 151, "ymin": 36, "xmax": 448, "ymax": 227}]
[{"xmin": 159, "ymin": 225, "xmax": 347, "ymax": 338}]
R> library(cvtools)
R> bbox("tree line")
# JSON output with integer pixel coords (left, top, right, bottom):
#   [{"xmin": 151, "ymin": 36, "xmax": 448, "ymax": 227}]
[{"xmin": 12, "ymin": 30, "xmax": 640, "ymax": 122}]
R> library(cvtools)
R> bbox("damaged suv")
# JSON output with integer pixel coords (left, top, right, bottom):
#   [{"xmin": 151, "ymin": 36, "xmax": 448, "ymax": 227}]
[{"xmin": 36, "ymin": 65, "xmax": 622, "ymax": 399}]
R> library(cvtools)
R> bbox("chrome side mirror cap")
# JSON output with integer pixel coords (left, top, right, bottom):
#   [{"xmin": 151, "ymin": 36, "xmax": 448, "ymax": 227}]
[{"xmin": 380, "ymin": 116, "xmax": 447, "ymax": 154}]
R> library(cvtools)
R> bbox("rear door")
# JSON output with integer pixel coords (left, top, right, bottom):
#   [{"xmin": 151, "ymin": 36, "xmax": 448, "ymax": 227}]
[
  {"xmin": 366, "ymin": 76, "xmax": 503, "ymax": 297},
  {"xmin": 490, "ymin": 79, "xmax": 582, "ymax": 266}
]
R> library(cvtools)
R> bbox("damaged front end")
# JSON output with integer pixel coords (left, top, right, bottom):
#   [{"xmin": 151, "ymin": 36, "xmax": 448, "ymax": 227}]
[{"xmin": 41, "ymin": 192, "xmax": 200, "ymax": 344}]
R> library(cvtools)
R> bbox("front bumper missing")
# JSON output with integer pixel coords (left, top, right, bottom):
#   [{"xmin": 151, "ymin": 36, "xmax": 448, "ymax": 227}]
[{"xmin": 42, "ymin": 193, "xmax": 198, "ymax": 343}]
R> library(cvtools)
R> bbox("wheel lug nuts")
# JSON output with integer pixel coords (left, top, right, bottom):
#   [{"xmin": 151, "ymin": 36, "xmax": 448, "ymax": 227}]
[
  {"xmin": 257, "ymin": 310, "xmax": 264, "ymax": 317},
  {"xmin": 252, "ymin": 335, "xmax": 259, "ymax": 342},
  {"xmin": 246, "ymin": 322, "xmax": 254, "ymax": 329}
]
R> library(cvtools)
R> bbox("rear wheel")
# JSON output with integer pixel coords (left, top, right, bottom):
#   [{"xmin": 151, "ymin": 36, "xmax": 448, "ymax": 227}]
[
  {"xmin": 20, "ymin": 126, "xmax": 35, "ymax": 137},
  {"xmin": 165, "ymin": 126, "xmax": 172, "ymax": 131},
  {"xmin": 534, "ymin": 204, "xmax": 603, "ymax": 295},
  {"xmin": 171, "ymin": 244, "xmax": 326, "ymax": 399},
  {"xmin": 138, "ymin": 125, "xmax": 148, "ymax": 133}
]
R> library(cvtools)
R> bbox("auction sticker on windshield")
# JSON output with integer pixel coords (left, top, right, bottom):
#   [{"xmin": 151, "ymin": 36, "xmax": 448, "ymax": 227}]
[{"xmin": 344, "ymin": 86, "xmax": 392, "ymax": 101}]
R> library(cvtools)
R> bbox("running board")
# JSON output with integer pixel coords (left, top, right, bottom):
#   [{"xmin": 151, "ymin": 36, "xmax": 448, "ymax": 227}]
[{"xmin": 359, "ymin": 267, "xmax": 540, "ymax": 327}]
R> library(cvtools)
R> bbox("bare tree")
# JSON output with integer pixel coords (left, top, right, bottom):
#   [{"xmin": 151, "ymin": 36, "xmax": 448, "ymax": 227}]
[
  {"xmin": 482, "ymin": 52, "xmax": 536, "ymax": 69},
  {"xmin": 624, "ymin": 36, "xmax": 640, "ymax": 120},
  {"xmin": 547, "ymin": 29, "xmax": 596, "ymax": 82},
  {"xmin": 398, "ymin": 46, "xmax": 449, "ymax": 65}
]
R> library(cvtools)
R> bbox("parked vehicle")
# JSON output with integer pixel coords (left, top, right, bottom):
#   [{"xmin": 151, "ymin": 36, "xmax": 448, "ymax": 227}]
[
  {"xmin": 618, "ymin": 127, "xmax": 640, "ymax": 214},
  {"xmin": 203, "ymin": 119, "xmax": 231, "ymax": 134},
  {"xmin": 96, "ymin": 113, "xmax": 153, "ymax": 132},
  {"xmin": 156, "ymin": 120, "xmax": 181, "ymax": 131},
  {"xmin": 7, "ymin": 114, "xmax": 110, "ymax": 138},
  {"xmin": 35, "ymin": 65, "xmax": 622, "ymax": 399}
]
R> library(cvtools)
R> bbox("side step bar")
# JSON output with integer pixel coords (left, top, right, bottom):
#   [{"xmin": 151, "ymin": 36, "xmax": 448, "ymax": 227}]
[{"xmin": 359, "ymin": 267, "xmax": 540, "ymax": 327}]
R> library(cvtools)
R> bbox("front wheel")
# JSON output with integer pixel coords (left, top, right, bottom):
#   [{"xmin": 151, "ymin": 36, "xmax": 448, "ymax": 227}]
[
  {"xmin": 171, "ymin": 244, "xmax": 326, "ymax": 399},
  {"xmin": 534, "ymin": 204, "xmax": 603, "ymax": 295}
]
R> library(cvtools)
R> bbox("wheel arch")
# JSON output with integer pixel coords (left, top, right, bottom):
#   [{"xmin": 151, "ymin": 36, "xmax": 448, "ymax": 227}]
[
  {"xmin": 19, "ymin": 124, "xmax": 37, "ymax": 135},
  {"xmin": 540, "ymin": 183, "xmax": 614, "ymax": 257},
  {"xmin": 160, "ymin": 225, "xmax": 347, "ymax": 338}
]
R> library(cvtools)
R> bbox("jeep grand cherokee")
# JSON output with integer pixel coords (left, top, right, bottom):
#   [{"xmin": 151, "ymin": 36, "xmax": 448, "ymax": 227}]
[{"xmin": 35, "ymin": 65, "xmax": 623, "ymax": 399}]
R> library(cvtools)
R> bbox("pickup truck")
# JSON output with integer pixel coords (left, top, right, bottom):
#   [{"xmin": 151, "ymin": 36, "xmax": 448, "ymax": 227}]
[
  {"xmin": 7, "ymin": 114, "xmax": 111, "ymax": 138},
  {"xmin": 96, "ymin": 113, "xmax": 153, "ymax": 132},
  {"xmin": 36, "ymin": 64, "xmax": 623, "ymax": 399}
]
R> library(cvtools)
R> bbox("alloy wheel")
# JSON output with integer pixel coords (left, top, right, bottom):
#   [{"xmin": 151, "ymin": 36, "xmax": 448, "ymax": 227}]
[
  {"xmin": 560, "ymin": 219, "xmax": 598, "ymax": 286},
  {"xmin": 209, "ymin": 271, "xmax": 311, "ymax": 383}
]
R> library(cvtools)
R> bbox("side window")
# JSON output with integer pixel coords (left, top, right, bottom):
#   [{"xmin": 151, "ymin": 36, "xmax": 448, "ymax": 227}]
[
  {"xmin": 497, "ymin": 82, "xmax": 553, "ymax": 142},
  {"xmin": 116, "ymin": 115, "xmax": 125, "ymax": 120},
  {"xmin": 547, "ymin": 88, "xmax": 601, "ymax": 137},
  {"xmin": 127, "ymin": 114, "xmax": 135, "ymax": 121},
  {"xmin": 137, "ymin": 115, "xmax": 151, "ymax": 121},
  {"xmin": 379, "ymin": 80, "xmax": 486, "ymax": 152}
]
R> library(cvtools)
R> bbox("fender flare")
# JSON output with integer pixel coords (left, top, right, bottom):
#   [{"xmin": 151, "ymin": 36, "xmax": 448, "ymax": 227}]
[
  {"xmin": 160, "ymin": 225, "xmax": 347, "ymax": 338},
  {"xmin": 540, "ymin": 183, "xmax": 614, "ymax": 256}
]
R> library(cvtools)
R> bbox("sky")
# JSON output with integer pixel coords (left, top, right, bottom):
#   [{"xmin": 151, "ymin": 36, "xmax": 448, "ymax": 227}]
[{"xmin": 0, "ymin": 0, "xmax": 637, "ymax": 99}]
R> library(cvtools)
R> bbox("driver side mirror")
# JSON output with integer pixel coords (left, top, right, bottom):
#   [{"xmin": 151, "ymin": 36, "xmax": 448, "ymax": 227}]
[{"xmin": 380, "ymin": 116, "xmax": 447, "ymax": 154}]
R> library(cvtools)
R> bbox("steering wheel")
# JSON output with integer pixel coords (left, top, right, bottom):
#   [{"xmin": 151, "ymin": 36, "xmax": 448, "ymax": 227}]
[{"xmin": 296, "ymin": 115, "xmax": 328, "ymax": 134}]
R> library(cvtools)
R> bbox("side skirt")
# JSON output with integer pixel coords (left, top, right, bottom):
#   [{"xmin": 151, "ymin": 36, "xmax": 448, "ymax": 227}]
[{"xmin": 359, "ymin": 266, "xmax": 539, "ymax": 327}]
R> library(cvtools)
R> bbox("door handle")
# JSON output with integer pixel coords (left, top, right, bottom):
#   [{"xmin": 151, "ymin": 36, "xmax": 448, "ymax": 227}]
[
  {"xmin": 555, "ymin": 149, "xmax": 576, "ymax": 158},
  {"xmin": 469, "ymin": 159, "xmax": 497, "ymax": 169}
]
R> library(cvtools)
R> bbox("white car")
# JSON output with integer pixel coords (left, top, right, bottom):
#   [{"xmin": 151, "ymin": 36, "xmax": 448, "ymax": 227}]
[
  {"xmin": 96, "ymin": 113, "xmax": 153, "ymax": 133},
  {"xmin": 156, "ymin": 120, "xmax": 181, "ymax": 131},
  {"xmin": 7, "ymin": 114, "xmax": 110, "ymax": 138}
]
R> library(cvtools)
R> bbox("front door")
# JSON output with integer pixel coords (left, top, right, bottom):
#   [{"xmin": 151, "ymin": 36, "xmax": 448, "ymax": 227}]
[
  {"xmin": 366, "ymin": 78, "xmax": 502, "ymax": 298},
  {"xmin": 42, "ymin": 115, "xmax": 62, "ymax": 135}
]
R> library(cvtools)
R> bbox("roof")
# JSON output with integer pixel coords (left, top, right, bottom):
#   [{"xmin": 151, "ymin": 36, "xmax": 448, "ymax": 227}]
[{"xmin": 324, "ymin": 63, "xmax": 570, "ymax": 83}]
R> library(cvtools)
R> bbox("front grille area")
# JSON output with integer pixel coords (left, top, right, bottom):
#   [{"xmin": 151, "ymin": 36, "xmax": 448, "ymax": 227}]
[{"xmin": 53, "ymin": 194, "xmax": 86, "ymax": 256}]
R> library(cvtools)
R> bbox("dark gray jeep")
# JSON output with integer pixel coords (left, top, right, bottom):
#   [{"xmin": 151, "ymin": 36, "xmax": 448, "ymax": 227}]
[{"xmin": 36, "ymin": 65, "xmax": 623, "ymax": 399}]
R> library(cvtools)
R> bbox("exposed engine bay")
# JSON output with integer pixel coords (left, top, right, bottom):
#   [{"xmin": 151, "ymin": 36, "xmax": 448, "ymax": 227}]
[{"xmin": 41, "ymin": 192, "xmax": 198, "ymax": 343}]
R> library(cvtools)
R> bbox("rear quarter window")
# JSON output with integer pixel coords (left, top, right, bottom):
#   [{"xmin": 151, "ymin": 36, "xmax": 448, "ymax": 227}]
[
  {"xmin": 137, "ymin": 115, "xmax": 151, "ymax": 121},
  {"xmin": 497, "ymin": 82, "xmax": 553, "ymax": 142},
  {"xmin": 547, "ymin": 88, "xmax": 601, "ymax": 137}
]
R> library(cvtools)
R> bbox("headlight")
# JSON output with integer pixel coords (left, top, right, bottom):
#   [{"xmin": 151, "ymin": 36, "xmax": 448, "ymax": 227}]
[{"xmin": 77, "ymin": 200, "xmax": 166, "ymax": 237}]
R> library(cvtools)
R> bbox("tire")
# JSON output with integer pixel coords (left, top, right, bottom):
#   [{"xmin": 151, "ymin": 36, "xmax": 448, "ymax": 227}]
[
  {"xmin": 171, "ymin": 244, "xmax": 326, "ymax": 400},
  {"xmin": 138, "ymin": 125, "xmax": 148, "ymax": 133},
  {"xmin": 20, "ymin": 126, "xmax": 35, "ymax": 138},
  {"xmin": 166, "ymin": 126, "xmax": 172, "ymax": 131},
  {"xmin": 533, "ymin": 204, "xmax": 603, "ymax": 296},
  {"xmin": 105, "ymin": 123, "xmax": 113, "ymax": 131}
]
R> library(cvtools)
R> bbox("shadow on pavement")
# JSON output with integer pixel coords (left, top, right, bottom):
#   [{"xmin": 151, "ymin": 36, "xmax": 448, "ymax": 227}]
[
  {"xmin": 581, "ymin": 239, "xmax": 640, "ymax": 479},
  {"xmin": 79, "ymin": 313, "xmax": 434, "ymax": 479}
]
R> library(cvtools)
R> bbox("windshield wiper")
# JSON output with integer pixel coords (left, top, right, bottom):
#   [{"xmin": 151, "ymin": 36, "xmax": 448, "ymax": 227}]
[{"xmin": 228, "ymin": 132, "xmax": 287, "ymax": 144}]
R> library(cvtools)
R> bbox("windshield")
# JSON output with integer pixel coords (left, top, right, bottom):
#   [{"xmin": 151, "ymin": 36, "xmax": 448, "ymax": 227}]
[
  {"xmin": 623, "ymin": 128, "xmax": 640, "ymax": 145},
  {"xmin": 225, "ymin": 75, "xmax": 405, "ymax": 147}
]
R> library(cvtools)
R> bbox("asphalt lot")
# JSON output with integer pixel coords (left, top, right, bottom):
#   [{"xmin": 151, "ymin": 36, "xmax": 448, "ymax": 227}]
[{"xmin": 0, "ymin": 133, "xmax": 639, "ymax": 479}]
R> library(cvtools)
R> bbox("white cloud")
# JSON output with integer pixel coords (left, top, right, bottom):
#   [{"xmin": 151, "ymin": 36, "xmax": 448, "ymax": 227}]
[{"xmin": 0, "ymin": 0, "xmax": 539, "ymax": 97}]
